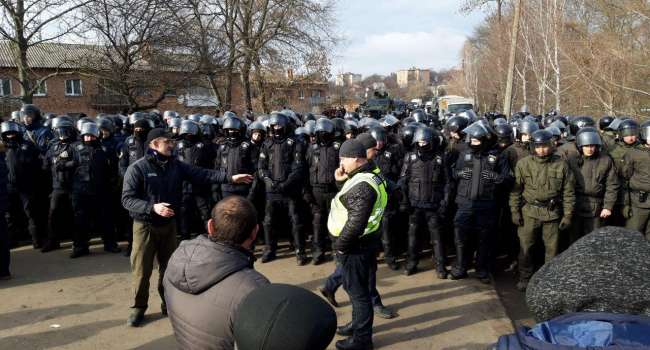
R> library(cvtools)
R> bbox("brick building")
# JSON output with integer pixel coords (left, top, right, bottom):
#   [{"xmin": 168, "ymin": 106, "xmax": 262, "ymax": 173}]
[
  {"xmin": 0, "ymin": 42, "xmax": 244, "ymax": 118},
  {"xmin": 0, "ymin": 42, "xmax": 330, "ymax": 118}
]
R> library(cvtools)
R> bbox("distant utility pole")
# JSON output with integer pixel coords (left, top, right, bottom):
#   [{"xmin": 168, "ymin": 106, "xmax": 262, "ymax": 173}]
[{"xmin": 503, "ymin": 0, "xmax": 522, "ymax": 117}]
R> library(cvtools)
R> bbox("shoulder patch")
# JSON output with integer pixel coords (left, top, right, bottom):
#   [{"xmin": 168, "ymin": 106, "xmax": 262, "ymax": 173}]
[
  {"xmin": 259, "ymin": 152, "xmax": 266, "ymax": 159},
  {"xmin": 410, "ymin": 153, "xmax": 417, "ymax": 161},
  {"xmin": 333, "ymin": 142, "xmax": 341, "ymax": 150},
  {"xmin": 77, "ymin": 144, "xmax": 84, "ymax": 151},
  {"xmin": 128, "ymin": 138, "xmax": 135, "ymax": 145},
  {"xmin": 436, "ymin": 156, "xmax": 442, "ymax": 164},
  {"xmin": 385, "ymin": 151, "xmax": 391, "ymax": 158},
  {"xmin": 287, "ymin": 139, "xmax": 294, "ymax": 146},
  {"xmin": 21, "ymin": 144, "xmax": 29, "ymax": 151},
  {"xmin": 488, "ymin": 155, "xmax": 497, "ymax": 163},
  {"xmin": 464, "ymin": 153, "xmax": 472, "ymax": 161},
  {"xmin": 196, "ymin": 143, "xmax": 204, "ymax": 148},
  {"xmin": 241, "ymin": 142, "xmax": 249, "ymax": 149}
]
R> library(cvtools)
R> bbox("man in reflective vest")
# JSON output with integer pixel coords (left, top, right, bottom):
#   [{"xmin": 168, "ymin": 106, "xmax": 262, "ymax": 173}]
[{"xmin": 328, "ymin": 139, "xmax": 388, "ymax": 350}]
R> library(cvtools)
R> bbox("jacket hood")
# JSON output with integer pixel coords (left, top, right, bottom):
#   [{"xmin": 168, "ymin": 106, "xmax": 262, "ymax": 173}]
[{"xmin": 165, "ymin": 235, "xmax": 254, "ymax": 295}]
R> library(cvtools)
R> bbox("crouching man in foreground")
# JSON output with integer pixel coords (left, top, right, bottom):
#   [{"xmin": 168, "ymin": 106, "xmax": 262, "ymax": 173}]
[{"xmin": 164, "ymin": 196, "xmax": 269, "ymax": 350}]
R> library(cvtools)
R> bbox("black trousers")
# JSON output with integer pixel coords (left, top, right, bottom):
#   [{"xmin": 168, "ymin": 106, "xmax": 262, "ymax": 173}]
[
  {"xmin": 0, "ymin": 211, "xmax": 9, "ymax": 276},
  {"xmin": 48, "ymin": 190, "xmax": 74, "ymax": 245},
  {"xmin": 6, "ymin": 191, "xmax": 43, "ymax": 246},
  {"xmin": 341, "ymin": 245, "xmax": 376, "ymax": 343},
  {"xmin": 407, "ymin": 208, "xmax": 445, "ymax": 270},
  {"xmin": 179, "ymin": 193, "xmax": 211, "ymax": 239},
  {"xmin": 453, "ymin": 206, "xmax": 497, "ymax": 275},
  {"xmin": 71, "ymin": 192, "xmax": 115, "ymax": 250},
  {"xmin": 263, "ymin": 197, "xmax": 304, "ymax": 253},
  {"xmin": 311, "ymin": 189, "xmax": 336, "ymax": 257}
]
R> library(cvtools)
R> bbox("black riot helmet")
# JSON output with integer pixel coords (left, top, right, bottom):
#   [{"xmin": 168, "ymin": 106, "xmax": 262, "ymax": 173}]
[
  {"xmin": 96, "ymin": 116, "xmax": 115, "ymax": 136},
  {"xmin": 315, "ymin": 118, "xmax": 335, "ymax": 146},
  {"xmin": 80, "ymin": 122, "xmax": 100, "ymax": 139},
  {"xmin": 530, "ymin": 129, "xmax": 554, "ymax": 156},
  {"xmin": 76, "ymin": 116, "xmax": 94, "ymax": 132},
  {"xmin": 222, "ymin": 116, "xmax": 243, "ymax": 142},
  {"xmin": 640, "ymin": 121, "xmax": 650, "ymax": 145},
  {"xmin": 516, "ymin": 119, "xmax": 539, "ymax": 142},
  {"xmin": 179, "ymin": 120, "xmax": 200, "ymax": 136},
  {"xmin": 369, "ymin": 126, "xmax": 387, "ymax": 147},
  {"xmin": 20, "ymin": 104, "xmax": 42, "ymax": 126},
  {"xmin": 10, "ymin": 111, "xmax": 21, "ymax": 123},
  {"xmin": 381, "ymin": 115, "xmax": 400, "ymax": 129},
  {"xmin": 344, "ymin": 119, "xmax": 359, "ymax": 139},
  {"xmin": 411, "ymin": 110, "xmax": 429, "ymax": 124},
  {"xmin": 129, "ymin": 112, "xmax": 148, "ymax": 125},
  {"xmin": 248, "ymin": 121, "xmax": 266, "ymax": 135},
  {"xmin": 52, "ymin": 117, "xmax": 76, "ymax": 141},
  {"xmin": 599, "ymin": 116, "xmax": 614, "ymax": 131},
  {"xmin": 618, "ymin": 119, "xmax": 639, "ymax": 138},
  {"xmin": 548, "ymin": 120, "xmax": 567, "ymax": 138},
  {"xmin": 576, "ymin": 127, "xmax": 602, "ymax": 153},
  {"xmin": 494, "ymin": 123, "xmax": 513, "ymax": 149},
  {"xmin": 269, "ymin": 112, "xmax": 289, "ymax": 140},
  {"xmin": 463, "ymin": 121, "xmax": 494, "ymax": 152},
  {"xmin": 399, "ymin": 124, "xmax": 417, "ymax": 150},
  {"xmin": 569, "ymin": 116, "xmax": 595, "ymax": 136},
  {"xmin": 187, "ymin": 114, "xmax": 202, "ymax": 124},
  {"xmin": 445, "ymin": 116, "xmax": 469, "ymax": 138},
  {"xmin": 1, "ymin": 121, "xmax": 23, "ymax": 143},
  {"xmin": 413, "ymin": 126, "xmax": 436, "ymax": 153},
  {"xmin": 168, "ymin": 117, "xmax": 182, "ymax": 130},
  {"xmin": 359, "ymin": 117, "xmax": 382, "ymax": 133},
  {"xmin": 546, "ymin": 126, "xmax": 562, "ymax": 142},
  {"xmin": 303, "ymin": 113, "xmax": 316, "ymax": 123},
  {"xmin": 331, "ymin": 118, "xmax": 346, "ymax": 141}
]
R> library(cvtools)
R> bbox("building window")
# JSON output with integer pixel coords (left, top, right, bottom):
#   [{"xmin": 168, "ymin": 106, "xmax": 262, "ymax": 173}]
[
  {"xmin": 311, "ymin": 90, "xmax": 321, "ymax": 98},
  {"xmin": 65, "ymin": 79, "xmax": 83, "ymax": 96},
  {"xmin": 0, "ymin": 78, "xmax": 11, "ymax": 96},
  {"xmin": 33, "ymin": 81, "xmax": 47, "ymax": 96},
  {"xmin": 298, "ymin": 89, "xmax": 304, "ymax": 100}
]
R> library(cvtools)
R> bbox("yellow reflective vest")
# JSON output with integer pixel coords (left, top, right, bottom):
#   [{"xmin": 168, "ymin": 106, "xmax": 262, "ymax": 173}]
[{"xmin": 327, "ymin": 167, "xmax": 388, "ymax": 237}]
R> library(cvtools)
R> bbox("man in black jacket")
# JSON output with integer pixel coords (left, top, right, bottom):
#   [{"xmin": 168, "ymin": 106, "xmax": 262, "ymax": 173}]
[
  {"xmin": 122, "ymin": 128, "xmax": 252, "ymax": 327},
  {"xmin": 328, "ymin": 139, "xmax": 388, "ymax": 350}
]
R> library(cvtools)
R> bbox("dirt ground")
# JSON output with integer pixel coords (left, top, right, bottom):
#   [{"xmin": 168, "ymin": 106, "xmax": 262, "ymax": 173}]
[{"xmin": 0, "ymin": 240, "xmax": 528, "ymax": 350}]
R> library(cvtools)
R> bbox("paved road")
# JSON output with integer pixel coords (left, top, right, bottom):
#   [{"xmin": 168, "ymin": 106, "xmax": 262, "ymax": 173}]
[{"xmin": 0, "ymin": 240, "xmax": 520, "ymax": 349}]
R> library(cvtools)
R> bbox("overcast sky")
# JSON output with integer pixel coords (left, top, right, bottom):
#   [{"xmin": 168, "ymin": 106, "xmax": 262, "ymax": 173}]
[{"xmin": 333, "ymin": 0, "xmax": 488, "ymax": 77}]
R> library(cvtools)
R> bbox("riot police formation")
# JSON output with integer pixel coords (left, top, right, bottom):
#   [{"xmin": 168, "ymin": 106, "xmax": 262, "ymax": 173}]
[{"xmin": 2, "ymin": 104, "xmax": 650, "ymax": 294}]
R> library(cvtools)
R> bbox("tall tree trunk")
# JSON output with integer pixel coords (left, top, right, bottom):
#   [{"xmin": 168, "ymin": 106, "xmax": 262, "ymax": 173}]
[
  {"xmin": 241, "ymin": 54, "xmax": 253, "ymax": 112},
  {"xmin": 503, "ymin": 0, "xmax": 523, "ymax": 116},
  {"xmin": 253, "ymin": 58, "xmax": 269, "ymax": 113}
]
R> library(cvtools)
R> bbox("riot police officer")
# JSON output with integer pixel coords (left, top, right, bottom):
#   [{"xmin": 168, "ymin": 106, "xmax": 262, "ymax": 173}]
[
  {"xmin": 399, "ymin": 127, "xmax": 448, "ymax": 278},
  {"xmin": 510, "ymin": 129, "xmax": 575, "ymax": 291},
  {"xmin": 305, "ymin": 118, "xmax": 340, "ymax": 265},
  {"xmin": 558, "ymin": 116, "xmax": 596, "ymax": 159},
  {"xmin": 622, "ymin": 121, "xmax": 650, "ymax": 240},
  {"xmin": 368, "ymin": 126, "xmax": 402, "ymax": 270},
  {"xmin": 69, "ymin": 122, "xmax": 121, "ymax": 258},
  {"xmin": 503, "ymin": 119, "xmax": 537, "ymax": 172},
  {"xmin": 450, "ymin": 121, "xmax": 510, "ymax": 283},
  {"xmin": 1, "ymin": 121, "xmax": 44, "ymax": 248},
  {"xmin": 566, "ymin": 127, "xmax": 618, "ymax": 243},
  {"xmin": 609, "ymin": 119, "xmax": 640, "ymax": 226},
  {"xmin": 119, "ymin": 112, "xmax": 152, "ymax": 177},
  {"xmin": 215, "ymin": 116, "xmax": 255, "ymax": 198},
  {"xmin": 258, "ymin": 112, "xmax": 308, "ymax": 265},
  {"xmin": 118, "ymin": 112, "xmax": 153, "ymax": 254},
  {"xmin": 21, "ymin": 104, "xmax": 53, "ymax": 154},
  {"xmin": 42, "ymin": 117, "xmax": 78, "ymax": 252},
  {"xmin": 176, "ymin": 120, "xmax": 214, "ymax": 240}
]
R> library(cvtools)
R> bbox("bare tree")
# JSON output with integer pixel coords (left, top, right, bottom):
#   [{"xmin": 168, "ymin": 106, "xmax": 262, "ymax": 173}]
[
  {"xmin": 0, "ymin": 0, "xmax": 92, "ymax": 102},
  {"xmin": 79, "ymin": 0, "xmax": 174, "ymax": 112}
]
